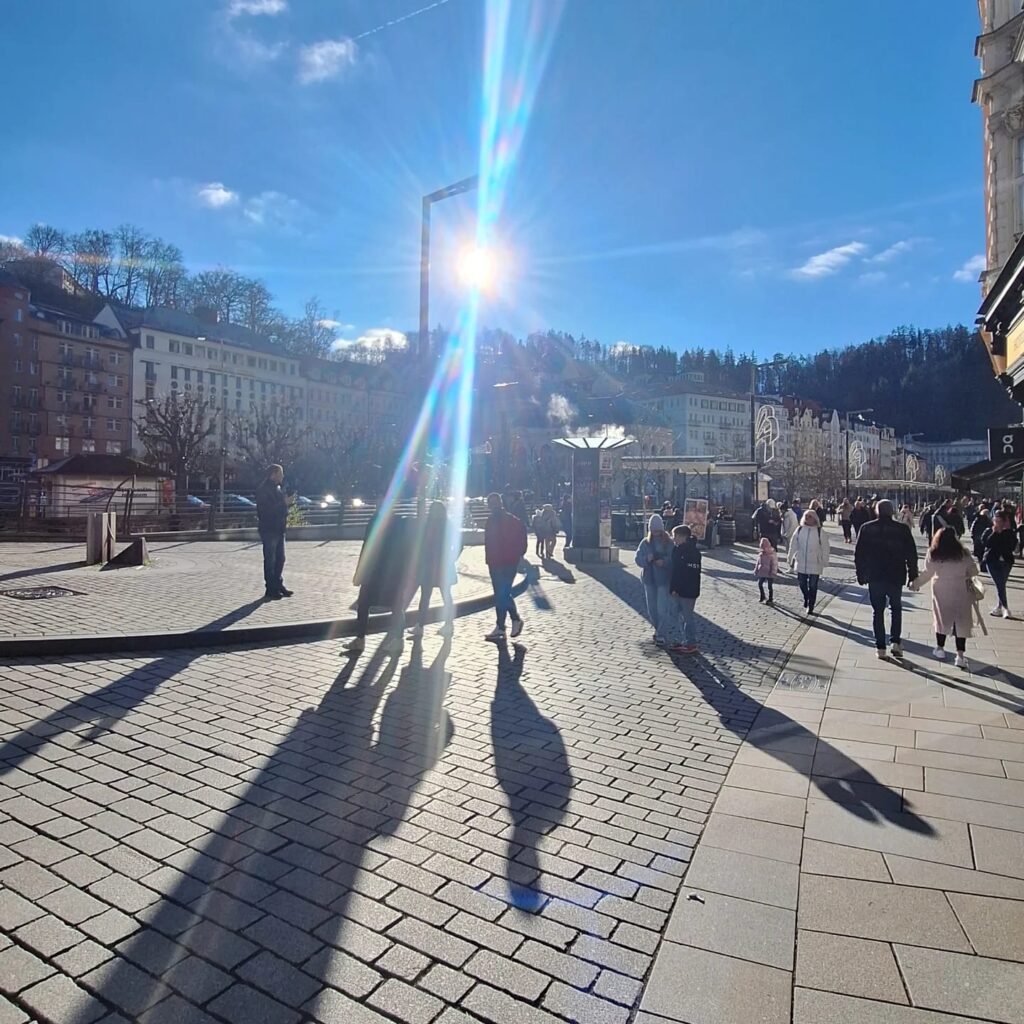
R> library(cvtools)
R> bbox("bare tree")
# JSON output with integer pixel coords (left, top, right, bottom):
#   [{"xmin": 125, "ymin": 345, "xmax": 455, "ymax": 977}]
[
  {"xmin": 283, "ymin": 296, "xmax": 337, "ymax": 356},
  {"xmin": 141, "ymin": 239, "xmax": 187, "ymax": 308},
  {"xmin": 230, "ymin": 402, "xmax": 308, "ymax": 477},
  {"xmin": 24, "ymin": 224, "xmax": 67, "ymax": 260},
  {"xmin": 69, "ymin": 229, "xmax": 115, "ymax": 294},
  {"xmin": 0, "ymin": 237, "xmax": 27, "ymax": 265},
  {"xmin": 238, "ymin": 278, "xmax": 280, "ymax": 334},
  {"xmin": 112, "ymin": 223, "xmax": 149, "ymax": 307},
  {"xmin": 189, "ymin": 267, "xmax": 249, "ymax": 323},
  {"xmin": 135, "ymin": 393, "xmax": 219, "ymax": 507}
]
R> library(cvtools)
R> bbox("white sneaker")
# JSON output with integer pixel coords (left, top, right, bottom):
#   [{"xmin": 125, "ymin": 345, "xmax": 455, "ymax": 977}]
[
  {"xmin": 890, "ymin": 643, "xmax": 904, "ymax": 659},
  {"xmin": 510, "ymin": 619, "xmax": 524, "ymax": 639},
  {"xmin": 933, "ymin": 647, "xmax": 946, "ymax": 660},
  {"xmin": 954, "ymin": 653, "xmax": 968, "ymax": 670},
  {"xmin": 484, "ymin": 628, "xmax": 506, "ymax": 643},
  {"xmin": 1000, "ymin": 607, "xmax": 1011, "ymax": 619},
  {"xmin": 382, "ymin": 636, "xmax": 404, "ymax": 655},
  {"xmin": 342, "ymin": 636, "xmax": 365, "ymax": 654},
  {"xmin": 876, "ymin": 649, "xmax": 887, "ymax": 660},
  {"xmin": 990, "ymin": 606, "xmax": 1003, "ymax": 617}
]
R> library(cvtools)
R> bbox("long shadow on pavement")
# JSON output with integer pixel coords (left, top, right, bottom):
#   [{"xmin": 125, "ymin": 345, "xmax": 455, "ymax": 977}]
[
  {"xmin": 0, "ymin": 600, "xmax": 264, "ymax": 774},
  {"xmin": 0, "ymin": 560, "xmax": 86, "ymax": 584}
]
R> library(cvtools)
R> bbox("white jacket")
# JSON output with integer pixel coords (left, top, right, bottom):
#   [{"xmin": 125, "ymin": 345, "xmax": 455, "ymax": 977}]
[
  {"xmin": 788, "ymin": 525, "xmax": 830, "ymax": 575},
  {"xmin": 782, "ymin": 509, "xmax": 799, "ymax": 538}
]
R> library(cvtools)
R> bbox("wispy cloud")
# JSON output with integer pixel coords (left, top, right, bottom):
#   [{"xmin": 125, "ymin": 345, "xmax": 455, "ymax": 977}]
[
  {"xmin": 298, "ymin": 38, "xmax": 358, "ymax": 83},
  {"xmin": 858, "ymin": 270, "xmax": 887, "ymax": 286},
  {"xmin": 227, "ymin": 0, "xmax": 287, "ymax": 16},
  {"xmin": 332, "ymin": 328, "xmax": 407, "ymax": 355},
  {"xmin": 242, "ymin": 190, "xmax": 302, "ymax": 228},
  {"xmin": 196, "ymin": 182, "xmax": 240, "ymax": 208},
  {"xmin": 866, "ymin": 239, "xmax": 914, "ymax": 264},
  {"xmin": 791, "ymin": 241, "xmax": 868, "ymax": 279},
  {"xmin": 953, "ymin": 253, "xmax": 985, "ymax": 283},
  {"xmin": 317, "ymin": 319, "xmax": 354, "ymax": 331},
  {"xmin": 0, "ymin": 233, "xmax": 23, "ymax": 246}
]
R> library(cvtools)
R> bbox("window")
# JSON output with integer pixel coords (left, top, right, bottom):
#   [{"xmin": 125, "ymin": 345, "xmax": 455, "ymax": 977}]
[
  {"xmin": 106, "ymin": 441, "xmax": 122, "ymax": 454},
  {"xmin": 109, "ymin": 352, "xmax": 122, "ymax": 365},
  {"xmin": 56, "ymin": 414, "xmax": 69, "ymax": 430},
  {"xmin": 11, "ymin": 436, "xmax": 19, "ymax": 453},
  {"xmin": 169, "ymin": 339, "xmax": 180, "ymax": 353},
  {"xmin": 145, "ymin": 334, "xmax": 155, "ymax": 349},
  {"xmin": 83, "ymin": 394, "xmax": 96, "ymax": 409},
  {"xmin": 195, "ymin": 347, "xmax": 205, "ymax": 359},
  {"xmin": 258, "ymin": 358, "xmax": 268, "ymax": 370},
  {"xmin": 14, "ymin": 308, "xmax": 22, "ymax": 323},
  {"xmin": 81, "ymin": 439, "xmax": 95, "ymax": 453},
  {"xmin": 84, "ymin": 416, "xmax": 94, "ymax": 431},
  {"xmin": 11, "ymin": 385, "xmax": 21, "ymax": 403},
  {"xmin": 107, "ymin": 418, "xmax": 120, "ymax": 431},
  {"xmin": 270, "ymin": 360, "xmax": 277, "ymax": 373},
  {"xmin": 12, "ymin": 332, "xmax": 20, "ymax": 347},
  {"xmin": 55, "ymin": 436, "xmax": 70, "ymax": 454},
  {"xmin": 171, "ymin": 366, "xmax": 179, "ymax": 380},
  {"xmin": 57, "ymin": 390, "xmax": 70, "ymax": 404},
  {"xmin": 28, "ymin": 361, "xmax": 38, "ymax": 375},
  {"xmin": 145, "ymin": 382, "xmax": 155, "ymax": 401},
  {"xmin": 183, "ymin": 342, "xmax": 193, "ymax": 356},
  {"xmin": 108, "ymin": 396, "xmax": 123, "ymax": 410},
  {"xmin": 85, "ymin": 347, "xmax": 99, "ymax": 364},
  {"xmin": 108, "ymin": 374, "xmax": 124, "ymax": 388}
]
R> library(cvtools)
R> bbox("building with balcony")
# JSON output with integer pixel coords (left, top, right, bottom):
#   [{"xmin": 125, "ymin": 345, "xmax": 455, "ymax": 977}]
[
  {"xmin": 0, "ymin": 271, "xmax": 132, "ymax": 463},
  {"xmin": 638, "ymin": 383, "xmax": 752, "ymax": 460}
]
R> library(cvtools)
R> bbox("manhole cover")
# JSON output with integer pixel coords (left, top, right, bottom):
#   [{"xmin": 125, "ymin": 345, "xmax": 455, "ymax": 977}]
[
  {"xmin": 0, "ymin": 586, "xmax": 84, "ymax": 600},
  {"xmin": 775, "ymin": 670, "xmax": 829, "ymax": 693}
]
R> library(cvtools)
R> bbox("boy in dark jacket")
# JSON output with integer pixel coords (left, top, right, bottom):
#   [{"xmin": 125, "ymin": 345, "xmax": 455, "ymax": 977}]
[{"xmin": 669, "ymin": 525, "xmax": 702, "ymax": 654}]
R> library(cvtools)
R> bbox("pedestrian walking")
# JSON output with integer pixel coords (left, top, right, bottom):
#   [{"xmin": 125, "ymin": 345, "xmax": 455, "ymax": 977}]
[
  {"xmin": 344, "ymin": 509, "xmax": 417, "ymax": 655},
  {"xmin": 634, "ymin": 513, "xmax": 673, "ymax": 646},
  {"xmin": 910, "ymin": 527, "xmax": 983, "ymax": 670},
  {"xmin": 255, "ymin": 463, "xmax": 293, "ymax": 600},
  {"xmin": 532, "ymin": 503, "xmax": 560, "ymax": 560},
  {"xmin": 970, "ymin": 505, "xmax": 993, "ymax": 561},
  {"xmin": 668, "ymin": 524, "xmax": 702, "ymax": 654},
  {"xmin": 898, "ymin": 504, "xmax": 914, "ymax": 528},
  {"xmin": 839, "ymin": 498, "xmax": 853, "ymax": 543},
  {"xmin": 849, "ymin": 499, "xmax": 872, "ymax": 540},
  {"xmin": 933, "ymin": 500, "xmax": 965, "ymax": 539},
  {"xmin": 781, "ymin": 503, "xmax": 799, "ymax": 550},
  {"xmin": 413, "ymin": 499, "xmax": 459, "ymax": 638},
  {"xmin": 980, "ymin": 508, "xmax": 1015, "ymax": 619},
  {"xmin": 484, "ymin": 492, "xmax": 527, "ymax": 642},
  {"xmin": 854, "ymin": 499, "xmax": 919, "ymax": 660},
  {"xmin": 754, "ymin": 536, "xmax": 778, "ymax": 605},
  {"xmin": 559, "ymin": 493, "xmax": 573, "ymax": 550},
  {"xmin": 920, "ymin": 503, "xmax": 935, "ymax": 544},
  {"xmin": 787, "ymin": 510, "xmax": 830, "ymax": 614}
]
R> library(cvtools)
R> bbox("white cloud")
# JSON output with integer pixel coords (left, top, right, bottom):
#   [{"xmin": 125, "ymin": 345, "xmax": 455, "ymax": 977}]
[
  {"xmin": 332, "ymin": 328, "xmax": 407, "ymax": 354},
  {"xmin": 298, "ymin": 38, "xmax": 358, "ymax": 84},
  {"xmin": 228, "ymin": 0, "xmax": 287, "ymax": 15},
  {"xmin": 196, "ymin": 182, "xmax": 239, "ymax": 208},
  {"xmin": 791, "ymin": 241, "xmax": 868, "ymax": 279},
  {"xmin": 858, "ymin": 271, "xmax": 887, "ymax": 286},
  {"xmin": 0, "ymin": 233, "xmax": 23, "ymax": 246},
  {"xmin": 243, "ymin": 190, "xmax": 302, "ymax": 228},
  {"xmin": 953, "ymin": 254, "xmax": 986, "ymax": 283},
  {"xmin": 317, "ymin": 319, "xmax": 354, "ymax": 331},
  {"xmin": 866, "ymin": 239, "xmax": 914, "ymax": 264}
]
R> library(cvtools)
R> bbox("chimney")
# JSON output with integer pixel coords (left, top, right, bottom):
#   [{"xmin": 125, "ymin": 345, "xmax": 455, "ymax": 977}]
[{"xmin": 195, "ymin": 306, "xmax": 220, "ymax": 326}]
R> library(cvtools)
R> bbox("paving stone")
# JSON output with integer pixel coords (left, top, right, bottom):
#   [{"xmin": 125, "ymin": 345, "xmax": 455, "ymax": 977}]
[
  {"xmin": 18, "ymin": 973, "xmax": 107, "ymax": 1023},
  {"xmin": 713, "ymin": 786, "xmax": 806, "ymax": 827},
  {"xmin": 796, "ymin": 930, "xmax": 907, "ymax": 1003},
  {"xmin": 208, "ymin": 983, "xmax": 302, "ymax": 1024},
  {"xmin": 80, "ymin": 957, "xmax": 170, "ymax": 1018},
  {"xmin": 895, "ymin": 945, "xmax": 1024, "ymax": 1023},
  {"xmin": 14, "ymin": 915, "xmax": 85, "ymax": 957},
  {"xmin": 542, "ymin": 981, "xmax": 629, "ymax": 1024},
  {"xmin": 684, "ymin": 845, "xmax": 800, "ymax": 909},
  {"xmin": 971, "ymin": 824, "xmax": 1024, "ymax": 879},
  {"xmin": 78, "ymin": 907, "xmax": 139, "ymax": 945},
  {"xmin": 161, "ymin": 955, "xmax": 233, "ymax": 1004},
  {"xmin": 798, "ymin": 875, "xmax": 971, "ymax": 951},
  {"xmin": 593, "ymin": 969, "xmax": 643, "ymax": 1006},
  {"xmin": 238, "ymin": 950, "xmax": 322, "ymax": 1007},
  {"xmin": 0, "ymin": 890, "xmax": 45, "ymax": 930},
  {"xmin": 421, "ymin": 963, "xmax": 475, "ymax": 1003},
  {"xmin": 461, "ymin": 983, "xmax": 566, "ymax": 1024},
  {"xmin": 801, "ymin": 839, "xmax": 890, "ymax": 881},
  {"xmin": 664, "ymin": 889, "xmax": 795, "ymax": 969},
  {"xmin": 303, "ymin": 946, "xmax": 383, "ymax": 999},
  {"xmin": 465, "ymin": 949, "xmax": 548, "ymax": 1001},
  {"xmin": 793, "ymin": 987, "xmax": 990, "ymax": 1023},
  {"xmin": 0, "ymin": 944, "xmax": 54, "ymax": 995},
  {"xmin": 53, "ymin": 938, "xmax": 115, "ymax": 979},
  {"xmin": 0, "ymin": 995, "xmax": 28, "ymax": 1024},
  {"xmin": 885, "ymin": 854, "xmax": 1024, "ymax": 900},
  {"xmin": 0, "ymin": 862, "xmax": 65, "ymax": 900},
  {"xmin": 367, "ymin": 977, "xmax": 443, "ymax": 1023},
  {"xmin": 641, "ymin": 941, "xmax": 791, "ymax": 1024},
  {"xmin": 178, "ymin": 919, "xmax": 257, "ymax": 970},
  {"xmin": 376, "ymin": 944, "xmax": 430, "ymax": 982},
  {"xmin": 137, "ymin": 993, "xmax": 218, "ymax": 1024},
  {"xmin": 304, "ymin": 985, "xmax": 395, "ymax": 1024},
  {"xmin": 946, "ymin": 893, "xmax": 1024, "ymax": 962},
  {"xmin": 698, "ymin": 813, "xmax": 803, "ymax": 864}
]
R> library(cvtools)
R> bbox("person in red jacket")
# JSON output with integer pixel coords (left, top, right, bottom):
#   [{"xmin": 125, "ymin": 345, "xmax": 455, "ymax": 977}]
[{"xmin": 484, "ymin": 491, "xmax": 527, "ymax": 642}]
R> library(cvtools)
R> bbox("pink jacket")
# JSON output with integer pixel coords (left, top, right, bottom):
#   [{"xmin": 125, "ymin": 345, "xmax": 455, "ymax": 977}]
[{"xmin": 754, "ymin": 543, "xmax": 779, "ymax": 579}]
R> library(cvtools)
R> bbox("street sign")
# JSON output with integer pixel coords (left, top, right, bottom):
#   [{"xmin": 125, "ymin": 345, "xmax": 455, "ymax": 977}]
[{"xmin": 988, "ymin": 427, "xmax": 1024, "ymax": 460}]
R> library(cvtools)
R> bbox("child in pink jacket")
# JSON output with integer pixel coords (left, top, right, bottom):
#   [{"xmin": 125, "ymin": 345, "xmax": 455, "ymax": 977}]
[{"xmin": 754, "ymin": 536, "xmax": 779, "ymax": 605}]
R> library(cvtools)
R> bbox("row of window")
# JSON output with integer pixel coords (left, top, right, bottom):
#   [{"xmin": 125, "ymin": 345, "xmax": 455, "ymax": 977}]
[
  {"xmin": 156, "ymin": 335, "xmax": 297, "ymax": 375},
  {"xmin": 57, "ymin": 341, "xmax": 124, "ymax": 364},
  {"xmin": 50, "ymin": 438, "xmax": 122, "ymax": 455},
  {"xmin": 10, "ymin": 413, "xmax": 125, "ymax": 432}
]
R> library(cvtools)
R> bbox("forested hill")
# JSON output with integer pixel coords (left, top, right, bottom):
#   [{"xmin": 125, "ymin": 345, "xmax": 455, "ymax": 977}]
[{"xmin": 552, "ymin": 325, "xmax": 1018, "ymax": 442}]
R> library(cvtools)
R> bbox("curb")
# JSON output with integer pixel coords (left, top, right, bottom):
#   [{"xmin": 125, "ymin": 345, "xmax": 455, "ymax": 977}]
[{"xmin": 0, "ymin": 578, "xmax": 529, "ymax": 659}]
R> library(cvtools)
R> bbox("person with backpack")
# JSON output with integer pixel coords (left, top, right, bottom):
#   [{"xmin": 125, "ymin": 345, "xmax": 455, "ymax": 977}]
[
  {"xmin": 980, "ymin": 508, "xmax": 1016, "ymax": 619},
  {"xmin": 668, "ymin": 524, "xmax": 702, "ymax": 654},
  {"xmin": 634, "ymin": 513, "xmax": 673, "ymax": 646},
  {"xmin": 854, "ymin": 499, "xmax": 919, "ymax": 660},
  {"xmin": 484, "ymin": 491, "xmax": 528, "ymax": 642},
  {"xmin": 787, "ymin": 509, "xmax": 830, "ymax": 614},
  {"xmin": 910, "ymin": 527, "xmax": 982, "ymax": 670}
]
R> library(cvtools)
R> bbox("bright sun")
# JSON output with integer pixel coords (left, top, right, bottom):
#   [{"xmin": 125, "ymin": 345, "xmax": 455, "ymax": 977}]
[{"xmin": 456, "ymin": 244, "xmax": 496, "ymax": 290}]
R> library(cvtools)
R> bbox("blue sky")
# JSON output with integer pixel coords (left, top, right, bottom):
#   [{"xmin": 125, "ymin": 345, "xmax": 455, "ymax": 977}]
[{"xmin": 0, "ymin": 0, "xmax": 985, "ymax": 357}]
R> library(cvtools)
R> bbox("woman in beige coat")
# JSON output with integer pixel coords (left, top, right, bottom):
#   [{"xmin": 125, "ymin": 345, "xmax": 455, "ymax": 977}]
[{"xmin": 909, "ymin": 527, "xmax": 980, "ymax": 670}]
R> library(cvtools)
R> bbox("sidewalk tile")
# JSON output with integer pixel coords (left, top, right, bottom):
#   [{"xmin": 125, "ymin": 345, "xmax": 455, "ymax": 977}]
[
  {"xmin": 683, "ymin": 846, "xmax": 799, "ymax": 909},
  {"xmin": 924, "ymin": 767, "xmax": 1024, "ymax": 808},
  {"xmin": 697, "ymin": 814, "xmax": 803, "ymax": 865},
  {"xmin": 713, "ymin": 787, "xmax": 806, "ymax": 828},
  {"xmin": 885, "ymin": 854, "xmax": 1024, "ymax": 899},
  {"xmin": 905, "ymin": 790, "xmax": 1024, "ymax": 830},
  {"xmin": 724, "ymin": 763, "xmax": 810, "ymax": 799},
  {"xmin": 801, "ymin": 840, "xmax": 889, "ymax": 882},
  {"xmin": 795, "ymin": 931, "xmax": 907, "ymax": 1003},
  {"xmin": 895, "ymin": 747, "xmax": 1005, "ymax": 777},
  {"xmin": 794, "ymin": 987, "xmax": 992, "ymax": 1023},
  {"xmin": 664, "ymin": 890, "xmax": 795, "ymax": 969},
  {"xmin": 813, "ymin": 750, "xmax": 923, "ymax": 790},
  {"xmin": 895, "ymin": 945, "xmax": 1024, "ymax": 1023},
  {"xmin": 971, "ymin": 824, "xmax": 1024, "ymax": 878},
  {"xmin": 641, "ymin": 942, "xmax": 790, "ymax": 1023},
  {"xmin": 946, "ymin": 893, "xmax": 1024, "ymax": 961},
  {"xmin": 798, "ymin": 876, "xmax": 971, "ymax": 951}
]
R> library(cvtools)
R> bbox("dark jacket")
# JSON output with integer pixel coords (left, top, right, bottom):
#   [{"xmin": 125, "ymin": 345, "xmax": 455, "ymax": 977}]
[
  {"xmin": 854, "ymin": 517, "xmax": 918, "ymax": 587},
  {"xmin": 980, "ymin": 528, "xmax": 1016, "ymax": 571},
  {"xmin": 485, "ymin": 510, "xmax": 528, "ymax": 568},
  {"xmin": 850, "ymin": 506, "xmax": 873, "ymax": 531},
  {"xmin": 933, "ymin": 507, "xmax": 965, "ymax": 538},
  {"xmin": 669, "ymin": 539, "xmax": 702, "ymax": 600},
  {"xmin": 255, "ymin": 479, "xmax": 288, "ymax": 533},
  {"xmin": 353, "ymin": 514, "xmax": 416, "ymax": 602},
  {"xmin": 970, "ymin": 513, "xmax": 992, "ymax": 558}
]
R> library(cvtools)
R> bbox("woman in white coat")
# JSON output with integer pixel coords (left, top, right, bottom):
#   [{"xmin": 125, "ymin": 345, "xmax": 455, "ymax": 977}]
[
  {"xmin": 909, "ymin": 526, "xmax": 980, "ymax": 670},
  {"xmin": 781, "ymin": 504, "xmax": 800, "ymax": 551},
  {"xmin": 787, "ymin": 509, "xmax": 831, "ymax": 614}
]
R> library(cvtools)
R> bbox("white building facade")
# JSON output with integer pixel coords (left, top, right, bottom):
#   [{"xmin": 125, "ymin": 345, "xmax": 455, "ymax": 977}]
[{"xmin": 641, "ymin": 385, "xmax": 751, "ymax": 459}]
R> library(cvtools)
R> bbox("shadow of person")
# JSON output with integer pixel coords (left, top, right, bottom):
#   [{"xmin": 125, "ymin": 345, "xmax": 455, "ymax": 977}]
[
  {"xmin": 0, "ymin": 600, "xmax": 265, "ymax": 773},
  {"xmin": 66, "ymin": 640, "xmax": 461, "ymax": 1024},
  {"xmin": 681, "ymin": 658, "xmax": 935, "ymax": 835},
  {"xmin": 540, "ymin": 557, "xmax": 576, "ymax": 584},
  {"xmin": 491, "ymin": 643, "xmax": 574, "ymax": 912}
]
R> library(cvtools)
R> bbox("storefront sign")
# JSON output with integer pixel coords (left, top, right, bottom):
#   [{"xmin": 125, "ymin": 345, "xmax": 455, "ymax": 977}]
[{"xmin": 988, "ymin": 427, "xmax": 1024, "ymax": 460}]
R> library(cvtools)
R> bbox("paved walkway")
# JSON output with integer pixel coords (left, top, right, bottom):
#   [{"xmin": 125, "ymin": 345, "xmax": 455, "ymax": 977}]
[
  {"xmin": 641, "ymin": 544, "xmax": 1024, "ymax": 1023},
  {"xmin": 0, "ymin": 524, "xmax": 1020, "ymax": 1024}
]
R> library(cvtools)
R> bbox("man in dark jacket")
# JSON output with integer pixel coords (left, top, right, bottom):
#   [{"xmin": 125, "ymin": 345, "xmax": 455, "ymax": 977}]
[
  {"xmin": 669, "ymin": 524, "xmax": 702, "ymax": 654},
  {"xmin": 933, "ymin": 500, "xmax": 965, "ymax": 538},
  {"xmin": 255, "ymin": 463, "xmax": 292, "ymax": 600},
  {"xmin": 855, "ymin": 499, "xmax": 918, "ymax": 660},
  {"xmin": 849, "ymin": 499, "xmax": 873, "ymax": 539},
  {"xmin": 484, "ymin": 492, "xmax": 528, "ymax": 642}
]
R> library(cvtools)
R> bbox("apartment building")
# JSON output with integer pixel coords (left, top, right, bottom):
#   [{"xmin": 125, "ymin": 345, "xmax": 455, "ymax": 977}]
[
  {"xmin": 0, "ymin": 272, "xmax": 132, "ymax": 463},
  {"xmin": 639, "ymin": 383, "xmax": 751, "ymax": 459}
]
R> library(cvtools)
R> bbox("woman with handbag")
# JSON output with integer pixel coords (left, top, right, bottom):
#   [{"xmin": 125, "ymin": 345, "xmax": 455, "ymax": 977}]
[
  {"xmin": 980, "ymin": 509, "xmax": 1016, "ymax": 619},
  {"xmin": 909, "ymin": 527, "xmax": 982, "ymax": 670}
]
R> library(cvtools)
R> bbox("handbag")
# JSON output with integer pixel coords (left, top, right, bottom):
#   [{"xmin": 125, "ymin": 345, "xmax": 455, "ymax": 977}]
[{"xmin": 966, "ymin": 574, "xmax": 985, "ymax": 603}]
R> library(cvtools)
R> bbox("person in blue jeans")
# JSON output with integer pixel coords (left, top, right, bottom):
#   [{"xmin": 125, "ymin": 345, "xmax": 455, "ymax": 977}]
[
  {"xmin": 669, "ymin": 524, "xmax": 702, "ymax": 654},
  {"xmin": 980, "ymin": 509, "xmax": 1016, "ymax": 618},
  {"xmin": 854, "ymin": 499, "xmax": 919, "ymax": 659},
  {"xmin": 483, "ymin": 492, "xmax": 528, "ymax": 642},
  {"xmin": 254, "ymin": 463, "xmax": 293, "ymax": 600},
  {"xmin": 634, "ymin": 513, "xmax": 673, "ymax": 646}
]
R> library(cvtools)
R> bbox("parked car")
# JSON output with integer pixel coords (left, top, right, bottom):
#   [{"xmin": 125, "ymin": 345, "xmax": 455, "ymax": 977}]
[
  {"xmin": 185, "ymin": 495, "xmax": 210, "ymax": 509},
  {"xmin": 223, "ymin": 494, "xmax": 256, "ymax": 509}
]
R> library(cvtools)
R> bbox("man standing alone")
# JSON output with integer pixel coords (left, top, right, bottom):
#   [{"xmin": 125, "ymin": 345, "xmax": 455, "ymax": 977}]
[
  {"xmin": 855, "ymin": 499, "xmax": 918, "ymax": 660},
  {"xmin": 484, "ymin": 492, "xmax": 527, "ymax": 642},
  {"xmin": 255, "ymin": 463, "xmax": 292, "ymax": 600}
]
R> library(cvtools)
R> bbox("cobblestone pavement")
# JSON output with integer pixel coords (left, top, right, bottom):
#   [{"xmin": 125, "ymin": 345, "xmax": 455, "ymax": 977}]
[
  {"xmin": 0, "ymin": 532, "xmax": 848, "ymax": 1024},
  {"xmin": 0, "ymin": 542, "xmax": 494, "ymax": 640}
]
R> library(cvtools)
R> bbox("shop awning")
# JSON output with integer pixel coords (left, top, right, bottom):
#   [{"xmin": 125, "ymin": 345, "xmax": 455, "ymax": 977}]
[{"xmin": 950, "ymin": 456, "xmax": 1024, "ymax": 490}]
